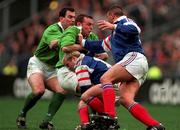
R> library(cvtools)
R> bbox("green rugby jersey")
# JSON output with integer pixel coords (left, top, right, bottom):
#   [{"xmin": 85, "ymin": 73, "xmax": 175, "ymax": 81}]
[
  {"xmin": 56, "ymin": 26, "xmax": 98, "ymax": 68},
  {"xmin": 34, "ymin": 23, "xmax": 63, "ymax": 66}
]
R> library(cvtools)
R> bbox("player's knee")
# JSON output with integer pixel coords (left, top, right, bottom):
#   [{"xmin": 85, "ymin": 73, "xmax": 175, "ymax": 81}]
[
  {"xmin": 81, "ymin": 93, "xmax": 89, "ymax": 103},
  {"xmin": 33, "ymin": 87, "xmax": 45, "ymax": 95},
  {"xmin": 78, "ymin": 101, "xmax": 87, "ymax": 109}
]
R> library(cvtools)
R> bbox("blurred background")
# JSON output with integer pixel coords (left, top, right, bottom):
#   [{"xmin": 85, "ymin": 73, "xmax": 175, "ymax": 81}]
[{"xmin": 0, "ymin": 0, "xmax": 180, "ymax": 105}]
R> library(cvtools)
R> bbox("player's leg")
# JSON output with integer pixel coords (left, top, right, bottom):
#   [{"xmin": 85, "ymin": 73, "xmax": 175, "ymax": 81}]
[
  {"xmin": 78, "ymin": 100, "xmax": 89, "ymax": 124},
  {"xmin": 119, "ymin": 81, "xmax": 165, "ymax": 129},
  {"xmin": 40, "ymin": 66, "xmax": 77, "ymax": 130},
  {"xmin": 114, "ymin": 83, "xmax": 121, "ymax": 107},
  {"xmin": 16, "ymin": 56, "xmax": 47, "ymax": 128},
  {"xmin": 118, "ymin": 52, "xmax": 165, "ymax": 130},
  {"xmin": 17, "ymin": 73, "xmax": 45, "ymax": 129},
  {"xmin": 39, "ymin": 76, "xmax": 67, "ymax": 130},
  {"xmin": 81, "ymin": 84, "xmax": 105, "ymax": 114},
  {"xmin": 99, "ymin": 63, "xmax": 134, "ymax": 119}
]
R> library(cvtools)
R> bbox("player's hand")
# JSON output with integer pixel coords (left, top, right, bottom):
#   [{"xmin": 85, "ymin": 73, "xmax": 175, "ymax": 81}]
[
  {"xmin": 49, "ymin": 40, "xmax": 58, "ymax": 49},
  {"xmin": 95, "ymin": 53, "xmax": 108, "ymax": 60},
  {"xmin": 77, "ymin": 33, "xmax": 83, "ymax": 46},
  {"xmin": 97, "ymin": 20, "xmax": 115, "ymax": 30}
]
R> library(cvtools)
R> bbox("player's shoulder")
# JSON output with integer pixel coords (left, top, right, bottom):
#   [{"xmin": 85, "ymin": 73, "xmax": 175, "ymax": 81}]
[
  {"xmin": 65, "ymin": 26, "xmax": 81, "ymax": 33},
  {"xmin": 44, "ymin": 23, "xmax": 62, "ymax": 33}
]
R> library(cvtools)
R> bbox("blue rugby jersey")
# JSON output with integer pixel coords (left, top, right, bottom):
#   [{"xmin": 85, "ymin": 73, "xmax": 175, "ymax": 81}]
[
  {"xmin": 76, "ymin": 55, "xmax": 111, "ymax": 84},
  {"xmin": 83, "ymin": 15, "xmax": 144, "ymax": 63}
]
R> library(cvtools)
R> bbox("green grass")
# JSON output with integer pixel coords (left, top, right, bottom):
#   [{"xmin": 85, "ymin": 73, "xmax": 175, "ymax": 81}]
[{"xmin": 0, "ymin": 96, "xmax": 179, "ymax": 130}]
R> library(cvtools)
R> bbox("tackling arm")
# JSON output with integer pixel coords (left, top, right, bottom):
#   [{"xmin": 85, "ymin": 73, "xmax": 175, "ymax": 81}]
[
  {"xmin": 62, "ymin": 44, "xmax": 85, "ymax": 53},
  {"xmin": 82, "ymin": 35, "xmax": 111, "ymax": 53}
]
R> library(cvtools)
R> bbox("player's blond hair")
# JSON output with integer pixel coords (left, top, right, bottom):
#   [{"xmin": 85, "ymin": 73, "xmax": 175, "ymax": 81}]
[{"xmin": 62, "ymin": 51, "xmax": 81, "ymax": 64}]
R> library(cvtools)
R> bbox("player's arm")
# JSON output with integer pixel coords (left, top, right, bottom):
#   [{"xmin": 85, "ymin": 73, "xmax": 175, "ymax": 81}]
[
  {"xmin": 98, "ymin": 20, "xmax": 141, "ymax": 35},
  {"xmin": 82, "ymin": 35, "xmax": 111, "ymax": 53},
  {"xmin": 95, "ymin": 52, "xmax": 109, "ymax": 60},
  {"xmin": 44, "ymin": 26, "xmax": 63, "ymax": 49},
  {"xmin": 62, "ymin": 44, "xmax": 85, "ymax": 53},
  {"xmin": 49, "ymin": 40, "xmax": 59, "ymax": 49},
  {"xmin": 116, "ymin": 20, "xmax": 141, "ymax": 35},
  {"xmin": 61, "ymin": 26, "xmax": 86, "ymax": 53}
]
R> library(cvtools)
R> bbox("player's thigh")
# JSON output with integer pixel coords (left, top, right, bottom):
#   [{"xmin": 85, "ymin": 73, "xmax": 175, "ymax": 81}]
[
  {"xmin": 81, "ymin": 84, "xmax": 103, "ymax": 101},
  {"xmin": 46, "ymin": 76, "xmax": 67, "ymax": 94},
  {"xmin": 28, "ymin": 73, "xmax": 45, "ymax": 94},
  {"xmin": 101, "ymin": 63, "xmax": 134, "ymax": 84}
]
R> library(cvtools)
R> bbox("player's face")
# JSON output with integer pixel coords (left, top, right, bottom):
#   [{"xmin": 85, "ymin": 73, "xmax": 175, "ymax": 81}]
[
  {"xmin": 65, "ymin": 57, "xmax": 77, "ymax": 71},
  {"xmin": 82, "ymin": 17, "xmax": 93, "ymax": 38},
  {"xmin": 62, "ymin": 11, "xmax": 75, "ymax": 27}
]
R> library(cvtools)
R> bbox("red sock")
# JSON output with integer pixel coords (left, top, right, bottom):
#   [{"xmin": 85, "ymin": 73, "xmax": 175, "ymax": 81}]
[
  {"xmin": 129, "ymin": 103, "xmax": 160, "ymax": 126},
  {"xmin": 102, "ymin": 84, "xmax": 116, "ymax": 118},
  {"xmin": 87, "ymin": 97, "xmax": 104, "ymax": 114},
  {"xmin": 79, "ymin": 106, "xmax": 89, "ymax": 124}
]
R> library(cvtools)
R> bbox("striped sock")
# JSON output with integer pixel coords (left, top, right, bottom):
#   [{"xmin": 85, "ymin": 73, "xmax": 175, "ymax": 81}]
[
  {"xmin": 86, "ymin": 97, "xmax": 104, "ymax": 114},
  {"xmin": 101, "ymin": 83, "xmax": 116, "ymax": 118},
  {"xmin": 129, "ymin": 103, "xmax": 160, "ymax": 126}
]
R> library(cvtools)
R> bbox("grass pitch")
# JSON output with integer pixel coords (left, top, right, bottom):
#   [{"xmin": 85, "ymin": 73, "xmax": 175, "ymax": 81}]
[{"xmin": 0, "ymin": 96, "xmax": 179, "ymax": 130}]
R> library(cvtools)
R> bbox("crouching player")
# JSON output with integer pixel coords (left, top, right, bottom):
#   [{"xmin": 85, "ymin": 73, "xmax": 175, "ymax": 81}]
[{"xmin": 62, "ymin": 51, "xmax": 120, "ymax": 130}]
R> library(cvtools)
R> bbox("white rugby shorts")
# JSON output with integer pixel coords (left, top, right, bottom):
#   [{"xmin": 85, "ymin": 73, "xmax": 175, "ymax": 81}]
[
  {"xmin": 57, "ymin": 66, "xmax": 78, "ymax": 92},
  {"xmin": 27, "ymin": 56, "xmax": 57, "ymax": 80},
  {"xmin": 117, "ymin": 52, "xmax": 148, "ymax": 85}
]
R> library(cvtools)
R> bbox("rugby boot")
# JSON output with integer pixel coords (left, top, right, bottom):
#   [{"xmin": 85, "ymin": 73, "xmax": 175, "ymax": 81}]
[
  {"xmin": 147, "ymin": 124, "xmax": 165, "ymax": 130},
  {"xmin": 16, "ymin": 116, "xmax": 27, "ymax": 129},
  {"xmin": 39, "ymin": 121, "xmax": 54, "ymax": 130}
]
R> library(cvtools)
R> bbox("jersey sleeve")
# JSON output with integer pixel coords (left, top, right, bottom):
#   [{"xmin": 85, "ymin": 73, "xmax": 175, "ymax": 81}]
[
  {"xmin": 116, "ymin": 20, "xmax": 141, "ymax": 35},
  {"xmin": 83, "ymin": 35, "xmax": 111, "ymax": 53},
  {"xmin": 44, "ymin": 25, "xmax": 62, "ymax": 45},
  {"xmin": 60, "ymin": 26, "xmax": 80, "ymax": 48}
]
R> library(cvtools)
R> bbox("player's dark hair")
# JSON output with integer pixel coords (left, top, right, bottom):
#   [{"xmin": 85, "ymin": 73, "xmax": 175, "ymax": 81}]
[
  {"xmin": 75, "ymin": 14, "xmax": 93, "ymax": 25},
  {"xmin": 59, "ymin": 7, "xmax": 75, "ymax": 17},
  {"xmin": 108, "ymin": 5, "xmax": 124, "ymax": 16}
]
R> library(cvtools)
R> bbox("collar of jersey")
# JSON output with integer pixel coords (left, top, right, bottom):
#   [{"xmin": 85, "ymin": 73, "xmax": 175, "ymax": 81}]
[
  {"xmin": 58, "ymin": 22, "xmax": 64, "ymax": 31},
  {"xmin": 114, "ymin": 15, "xmax": 127, "ymax": 23}
]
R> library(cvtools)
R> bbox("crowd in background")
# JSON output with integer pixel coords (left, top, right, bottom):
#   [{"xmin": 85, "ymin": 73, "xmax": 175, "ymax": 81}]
[{"xmin": 0, "ymin": 0, "xmax": 180, "ymax": 78}]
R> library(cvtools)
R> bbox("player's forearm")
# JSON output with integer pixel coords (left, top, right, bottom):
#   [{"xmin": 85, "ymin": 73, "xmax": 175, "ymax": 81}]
[
  {"xmin": 62, "ymin": 44, "xmax": 85, "ymax": 53},
  {"xmin": 83, "ymin": 40, "xmax": 104, "ymax": 52}
]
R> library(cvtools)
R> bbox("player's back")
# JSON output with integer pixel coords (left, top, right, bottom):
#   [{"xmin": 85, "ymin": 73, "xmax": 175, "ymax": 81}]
[{"xmin": 81, "ymin": 56, "xmax": 111, "ymax": 84}]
